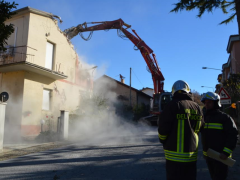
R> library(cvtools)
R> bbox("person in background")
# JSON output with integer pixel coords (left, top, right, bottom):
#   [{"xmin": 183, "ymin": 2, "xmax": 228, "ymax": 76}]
[{"xmin": 201, "ymin": 92, "xmax": 239, "ymax": 180}]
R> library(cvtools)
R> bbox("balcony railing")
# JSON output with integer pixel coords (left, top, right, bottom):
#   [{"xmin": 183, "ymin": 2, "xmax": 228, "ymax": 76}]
[
  {"xmin": 0, "ymin": 45, "xmax": 67, "ymax": 80},
  {"xmin": 0, "ymin": 45, "xmax": 36, "ymax": 65}
]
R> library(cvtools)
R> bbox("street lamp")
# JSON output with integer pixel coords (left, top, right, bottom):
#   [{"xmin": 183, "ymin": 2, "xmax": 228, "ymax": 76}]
[
  {"xmin": 201, "ymin": 86, "xmax": 214, "ymax": 92},
  {"xmin": 202, "ymin": 67, "xmax": 222, "ymax": 71}
]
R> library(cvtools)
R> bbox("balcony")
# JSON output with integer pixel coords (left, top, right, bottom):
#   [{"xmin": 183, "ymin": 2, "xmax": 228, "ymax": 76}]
[{"xmin": 0, "ymin": 46, "xmax": 67, "ymax": 80}]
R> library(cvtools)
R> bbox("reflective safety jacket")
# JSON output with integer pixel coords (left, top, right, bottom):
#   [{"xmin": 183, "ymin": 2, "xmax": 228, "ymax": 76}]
[
  {"xmin": 202, "ymin": 109, "xmax": 239, "ymax": 157},
  {"xmin": 158, "ymin": 92, "xmax": 204, "ymax": 163}
]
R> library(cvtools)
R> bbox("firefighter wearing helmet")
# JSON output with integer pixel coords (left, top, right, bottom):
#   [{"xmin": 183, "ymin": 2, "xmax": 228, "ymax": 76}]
[
  {"xmin": 201, "ymin": 92, "xmax": 239, "ymax": 180},
  {"xmin": 158, "ymin": 80, "xmax": 204, "ymax": 180}
]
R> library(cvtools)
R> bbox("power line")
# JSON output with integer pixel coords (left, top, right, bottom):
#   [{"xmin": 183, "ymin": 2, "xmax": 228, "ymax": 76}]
[{"xmin": 132, "ymin": 68, "xmax": 144, "ymax": 87}]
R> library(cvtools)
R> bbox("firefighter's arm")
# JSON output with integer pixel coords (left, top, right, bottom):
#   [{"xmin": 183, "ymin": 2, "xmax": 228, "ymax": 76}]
[
  {"xmin": 222, "ymin": 115, "xmax": 239, "ymax": 157},
  {"xmin": 158, "ymin": 102, "xmax": 175, "ymax": 144}
]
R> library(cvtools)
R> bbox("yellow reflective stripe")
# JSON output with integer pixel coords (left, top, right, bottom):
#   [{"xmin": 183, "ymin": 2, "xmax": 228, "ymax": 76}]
[
  {"xmin": 203, "ymin": 151, "xmax": 207, "ymax": 156},
  {"xmin": 194, "ymin": 132, "xmax": 199, "ymax": 149},
  {"xmin": 164, "ymin": 150, "xmax": 197, "ymax": 158},
  {"xmin": 177, "ymin": 120, "xmax": 181, "ymax": 152},
  {"xmin": 177, "ymin": 120, "xmax": 184, "ymax": 152},
  {"xmin": 195, "ymin": 121, "xmax": 201, "ymax": 133},
  {"xmin": 181, "ymin": 120, "xmax": 184, "ymax": 152},
  {"xmin": 158, "ymin": 133, "xmax": 167, "ymax": 140},
  {"xmin": 206, "ymin": 123, "xmax": 222, "ymax": 126},
  {"xmin": 223, "ymin": 147, "xmax": 232, "ymax": 154},
  {"xmin": 165, "ymin": 156, "xmax": 197, "ymax": 162},
  {"xmin": 204, "ymin": 123, "xmax": 223, "ymax": 130}
]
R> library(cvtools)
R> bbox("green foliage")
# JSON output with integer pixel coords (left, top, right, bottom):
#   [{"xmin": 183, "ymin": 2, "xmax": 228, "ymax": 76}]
[
  {"xmin": 35, "ymin": 131, "xmax": 59, "ymax": 142},
  {"xmin": 69, "ymin": 93, "xmax": 150, "ymax": 123},
  {"xmin": 69, "ymin": 93, "xmax": 109, "ymax": 122},
  {"xmin": 132, "ymin": 103, "xmax": 150, "ymax": 121},
  {"xmin": 0, "ymin": 0, "xmax": 18, "ymax": 51},
  {"xmin": 191, "ymin": 89, "xmax": 204, "ymax": 106},
  {"xmin": 114, "ymin": 102, "xmax": 133, "ymax": 120},
  {"xmin": 221, "ymin": 73, "xmax": 240, "ymax": 119},
  {"xmin": 171, "ymin": 0, "xmax": 237, "ymax": 25},
  {"xmin": 222, "ymin": 73, "xmax": 240, "ymax": 99}
]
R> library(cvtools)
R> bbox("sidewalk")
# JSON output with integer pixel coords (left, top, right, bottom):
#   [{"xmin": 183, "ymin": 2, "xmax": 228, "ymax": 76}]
[{"xmin": 0, "ymin": 141, "xmax": 71, "ymax": 161}]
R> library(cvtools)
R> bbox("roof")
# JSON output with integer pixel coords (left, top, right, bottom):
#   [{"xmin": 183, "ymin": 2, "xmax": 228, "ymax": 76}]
[
  {"xmin": 95, "ymin": 75, "xmax": 152, "ymax": 98},
  {"xmin": 10, "ymin": 6, "xmax": 60, "ymax": 21},
  {"xmin": 140, "ymin": 87, "xmax": 153, "ymax": 91},
  {"xmin": 227, "ymin": 35, "xmax": 240, "ymax": 53}
]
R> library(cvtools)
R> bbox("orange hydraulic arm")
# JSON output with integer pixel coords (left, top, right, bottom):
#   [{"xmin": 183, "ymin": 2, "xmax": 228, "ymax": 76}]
[{"xmin": 64, "ymin": 19, "xmax": 165, "ymax": 93}]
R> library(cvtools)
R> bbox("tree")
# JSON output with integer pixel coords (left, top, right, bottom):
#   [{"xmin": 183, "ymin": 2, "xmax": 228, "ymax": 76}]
[
  {"xmin": 222, "ymin": 73, "xmax": 240, "ymax": 99},
  {"xmin": 0, "ymin": 0, "xmax": 18, "ymax": 52},
  {"xmin": 171, "ymin": 0, "xmax": 240, "ymax": 34},
  {"xmin": 191, "ymin": 90, "xmax": 204, "ymax": 106}
]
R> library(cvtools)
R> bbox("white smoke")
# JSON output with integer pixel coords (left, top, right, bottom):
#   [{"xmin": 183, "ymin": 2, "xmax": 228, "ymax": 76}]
[{"xmin": 68, "ymin": 64, "xmax": 155, "ymax": 145}]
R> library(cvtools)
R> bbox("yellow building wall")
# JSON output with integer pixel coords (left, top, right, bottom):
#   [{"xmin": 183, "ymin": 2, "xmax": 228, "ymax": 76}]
[
  {"xmin": 0, "ymin": 71, "xmax": 25, "ymax": 143},
  {"xmin": 4, "ymin": 13, "xmax": 30, "ymax": 57},
  {"xmin": 20, "ymin": 13, "xmax": 87, "ymax": 136},
  {"xmin": 27, "ymin": 13, "xmax": 76, "ymax": 82},
  {"xmin": 2, "ymin": 9, "xmax": 89, "ymax": 138},
  {"xmin": 22, "ymin": 71, "xmax": 85, "ymax": 136}
]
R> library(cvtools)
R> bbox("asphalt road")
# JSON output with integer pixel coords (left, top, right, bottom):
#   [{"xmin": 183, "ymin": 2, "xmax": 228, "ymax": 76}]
[{"xmin": 0, "ymin": 128, "xmax": 212, "ymax": 180}]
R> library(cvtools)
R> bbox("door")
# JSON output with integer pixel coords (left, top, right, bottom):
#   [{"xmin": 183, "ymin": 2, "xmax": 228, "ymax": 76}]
[{"xmin": 45, "ymin": 42, "xmax": 54, "ymax": 69}]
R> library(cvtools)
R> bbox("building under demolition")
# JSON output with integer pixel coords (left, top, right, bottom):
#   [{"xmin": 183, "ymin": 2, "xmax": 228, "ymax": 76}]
[{"xmin": 0, "ymin": 7, "xmax": 92, "ymax": 142}]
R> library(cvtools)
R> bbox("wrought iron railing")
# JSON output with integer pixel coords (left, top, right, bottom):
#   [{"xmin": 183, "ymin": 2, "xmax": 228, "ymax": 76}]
[{"xmin": 0, "ymin": 45, "xmax": 37, "ymax": 65}]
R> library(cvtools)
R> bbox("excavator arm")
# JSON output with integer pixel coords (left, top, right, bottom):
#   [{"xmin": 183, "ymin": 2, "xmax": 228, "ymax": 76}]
[{"xmin": 64, "ymin": 19, "xmax": 165, "ymax": 94}]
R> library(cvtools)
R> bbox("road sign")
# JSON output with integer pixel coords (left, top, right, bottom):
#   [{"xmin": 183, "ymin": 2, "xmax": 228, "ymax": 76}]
[
  {"xmin": 220, "ymin": 99, "xmax": 231, "ymax": 105},
  {"xmin": 219, "ymin": 88, "xmax": 231, "ymax": 100},
  {"xmin": 218, "ymin": 88, "xmax": 231, "ymax": 104}
]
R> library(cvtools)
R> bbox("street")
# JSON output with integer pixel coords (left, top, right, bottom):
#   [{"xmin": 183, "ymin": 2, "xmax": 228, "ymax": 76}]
[{"xmin": 0, "ymin": 128, "xmax": 212, "ymax": 180}]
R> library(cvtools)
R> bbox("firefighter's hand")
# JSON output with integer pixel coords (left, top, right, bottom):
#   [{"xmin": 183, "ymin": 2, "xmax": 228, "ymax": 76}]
[{"xmin": 219, "ymin": 153, "xmax": 228, "ymax": 160}]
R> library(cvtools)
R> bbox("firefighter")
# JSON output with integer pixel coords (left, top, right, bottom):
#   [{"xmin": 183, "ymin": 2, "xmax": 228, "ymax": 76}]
[
  {"xmin": 201, "ymin": 92, "xmax": 239, "ymax": 180},
  {"xmin": 158, "ymin": 80, "xmax": 204, "ymax": 180}
]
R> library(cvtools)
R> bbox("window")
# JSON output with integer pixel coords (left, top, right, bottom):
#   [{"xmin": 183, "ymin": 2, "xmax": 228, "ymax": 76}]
[
  {"xmin": 45, "ymin": 42, "xmax": 54, "ymax": 70},
  {"xmin": 42, "ymin": 89, "xmax": 51, "ymax": 110}
]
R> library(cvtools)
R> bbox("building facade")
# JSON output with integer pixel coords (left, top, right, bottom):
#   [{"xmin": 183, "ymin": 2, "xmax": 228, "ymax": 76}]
[
  {"xmin": 216, "ymin": 35, "xmax": 240, "ymax": 93},
  {"xmin": 0, "ymin": 7, "xmax": 91, "ymax": 142},
  {"xmin": 95, "ymin": 75, "xmax": 152, "ymax": 107},
  {"xmin": 140, "ymin": 87, "xmax": 154, "ymax": 97}
]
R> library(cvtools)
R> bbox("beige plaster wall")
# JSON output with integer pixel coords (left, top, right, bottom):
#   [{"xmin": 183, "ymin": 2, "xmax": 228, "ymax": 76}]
[
  {"xmin": 0, "ymin": 71, "xmax": 25, "ymax": 143},
  {"xmin": 27, "ymin": 13, "xmax": 76, "ymax": 82},
  {"xmin": 4, "ymin": 13, "xmax": 30, "ymax": 58},
  {"xmin": 137, "ymin": 93, "xmax": 151, "ymax": 107},
  {"xmin": 21, "ymin": 72, "xmax": 85, "ymax": 136},
  {"xmin": 2, "ymin": 11, "xmax": 88, "ymax": 137}
]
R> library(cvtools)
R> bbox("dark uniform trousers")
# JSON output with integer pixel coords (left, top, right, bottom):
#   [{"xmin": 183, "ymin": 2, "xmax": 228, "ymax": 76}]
[
  {"xmin": 206, "ymin": 157, "xmax": 228, "ymax": 180},
  {"xmin": 166, "ymin": 160, "xmax": 197, "ymax": 180}
]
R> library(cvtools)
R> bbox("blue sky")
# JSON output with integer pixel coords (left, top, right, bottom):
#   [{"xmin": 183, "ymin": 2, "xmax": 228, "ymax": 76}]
[{"xmin": 12, "ymin": 0, "xmax": 238, "ymax": 94}]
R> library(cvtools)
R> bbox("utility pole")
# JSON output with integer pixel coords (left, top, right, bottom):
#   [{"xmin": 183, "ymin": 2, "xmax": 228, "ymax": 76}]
[{"xmin": 130, "ymin": 67, "xmax": 132, "ymax": 106}]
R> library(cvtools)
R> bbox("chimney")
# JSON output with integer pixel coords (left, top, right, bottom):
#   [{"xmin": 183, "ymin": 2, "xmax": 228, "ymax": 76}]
[{"xmin": 120, "ymin": 74, "xmax": 125, "ymax": 84}]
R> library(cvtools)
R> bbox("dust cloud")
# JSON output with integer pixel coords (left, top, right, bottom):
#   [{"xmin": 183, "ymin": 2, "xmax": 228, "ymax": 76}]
[{"xmin": 69, "ymin": 67, "xmax": 156, "ymax": 145}]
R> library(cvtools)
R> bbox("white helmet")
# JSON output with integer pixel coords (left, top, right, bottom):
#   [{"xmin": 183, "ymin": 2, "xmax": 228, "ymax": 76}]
[
  {"xmin": 201, "ymin": 92, "xmax": 221, "ymax": 107},
  {"xmin": 172, "ymin": 80, "xmax": 190, "ymax": 95}
]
